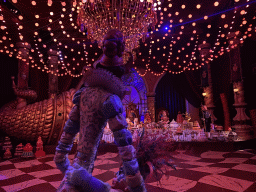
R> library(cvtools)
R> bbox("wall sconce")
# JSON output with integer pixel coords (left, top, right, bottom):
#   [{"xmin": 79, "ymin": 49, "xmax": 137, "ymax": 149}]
[
  {"xmin": 202, "ymin": 92, "xmax": 207, "ymax": 97},
  {"xmin": 233, "ymin": 88, "xmax": 239, "ymax": 93}
]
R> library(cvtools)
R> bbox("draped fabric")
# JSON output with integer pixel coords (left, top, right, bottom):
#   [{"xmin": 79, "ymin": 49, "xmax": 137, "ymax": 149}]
[
  {"xmin": 184, "ymin": 70, "xmax": 204, "ymax": 107},
  {"xmin": 155, "ymin": 72, "xmax": 203, "ymax": 122},
  {"xmin": 155, "ymin": 73, "xmax": 185, "ymax": 122}
]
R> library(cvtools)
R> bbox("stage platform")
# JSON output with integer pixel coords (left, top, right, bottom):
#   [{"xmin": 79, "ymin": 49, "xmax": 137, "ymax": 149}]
[{"xmin": 43, "ymin": 138, "xmax": 256, "ymax": 155}]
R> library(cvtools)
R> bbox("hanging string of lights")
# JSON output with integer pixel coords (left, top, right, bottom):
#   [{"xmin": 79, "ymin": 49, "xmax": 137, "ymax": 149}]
[{"xmin": 0, "ymin": 0, "xmax": 256, "ymax": 77}]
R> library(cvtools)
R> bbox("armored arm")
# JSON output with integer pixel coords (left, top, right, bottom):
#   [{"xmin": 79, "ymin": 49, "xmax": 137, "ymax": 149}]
[
  {"xmin": 102, "ymin": 95, "xmax": 146, "ymax": 192},
  {"xmin": 54, "ymin": 88, "xmax": 84, "ymax": 174}
]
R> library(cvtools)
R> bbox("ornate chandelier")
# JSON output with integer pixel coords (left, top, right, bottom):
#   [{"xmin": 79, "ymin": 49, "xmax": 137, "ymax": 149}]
[{"xmin": 74, "ymin": 0, "xmax": 158, "ymax": 53}]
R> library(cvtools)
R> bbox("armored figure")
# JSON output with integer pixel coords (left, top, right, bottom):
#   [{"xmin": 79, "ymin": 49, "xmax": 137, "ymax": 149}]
[{"xmin": 54, "ymin": 29, "xmax": 146, "ymax": 192}]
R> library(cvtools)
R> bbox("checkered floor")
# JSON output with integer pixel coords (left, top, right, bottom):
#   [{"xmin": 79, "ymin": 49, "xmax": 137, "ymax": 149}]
[{"xmin": 0, "ymin": 148, "xmax": 256, "ymax": 192}]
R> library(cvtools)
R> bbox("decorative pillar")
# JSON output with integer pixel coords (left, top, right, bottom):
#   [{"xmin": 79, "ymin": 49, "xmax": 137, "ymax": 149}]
[
  {"xmin": 220, "ymin": 93, "xmax": 231, "ymax": 131},
  {"xmin": 199, "ymin": 43, "xmax": 217, "ymax": 123},
  {"xmin": 47, "ymin": 49, "xmax": 59, "ymax": 98},
  {"xmin": 142, "ymin": 71, "xmax": 165, "ymax": 122},
  {"xmin": 147, "ymin": 92, "xmax": 156, "ymax": 122},
  {"xmin": 227, "ymin": 31, "xmax": 252, "ymax": 141},
  {"xmin": 16, "ymin": 42, "xmax": 31, "ymax": 108}
]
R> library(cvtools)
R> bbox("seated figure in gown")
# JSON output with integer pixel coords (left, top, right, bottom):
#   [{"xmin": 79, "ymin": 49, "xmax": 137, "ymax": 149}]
[{"xmin": 159, "ymin": 110, "xmax": 170, "ymax": 124}]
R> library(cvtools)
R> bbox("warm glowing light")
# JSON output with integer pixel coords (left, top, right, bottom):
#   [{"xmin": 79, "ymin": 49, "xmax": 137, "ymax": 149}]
[
  {"xmin": 18, "ymin": 15, "xmax": 23, "ymax": 20},
  {"xmin": 214, "ymin": 1, "xmax": 219, "ymax": 6},
  {"xmin": 196, "ymin": 4, "xmax": 201, "ymax": 9},
  {"xmin": 240, "ymin": 10, "xmax": 245, "ymax": 15},
  {"xmin": 31, "ymin": 1, "xmax": 36, "ymax": 6},
  {"xmin": 48, "ymin": 0, "xmax": 53, "ymax": 6},
  {"xmin": 181, "ymin": 4, "xmax": 185, "ymax": 9}
]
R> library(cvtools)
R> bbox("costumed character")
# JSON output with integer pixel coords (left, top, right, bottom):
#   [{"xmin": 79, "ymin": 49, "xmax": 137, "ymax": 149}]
[
  {"xmin": 176, "ymin": 111, "xmax": 184, "ymax": 124},
  {"xmin": 159, "ymin": 111, "xmax": 170, "ymax": 124},
  {"xmin": 127, "ymin": 110, "xmax": 136, "ymax": 128},
  {"xmin": 54, "ymin": 29, "xmax": 146, "ymax": 192},
  {"xmin": 144, "ymin": 112, "xmax": 152, "ymax": 124},
  {"xmin": 201, "ymin": 105, "xmax": 211, "ymax": 132}
]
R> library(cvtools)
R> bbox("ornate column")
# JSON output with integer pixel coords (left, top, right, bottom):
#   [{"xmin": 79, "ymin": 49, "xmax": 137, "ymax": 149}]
[
  {"xmin": 142, "ymin": 71, "xmax": 165, "ymax": 122},
  {"xmin": 47, "ymin": 49, "xmax": 59, "ymax": 98},
  {"xmin": 16, "ymin": 42, "xmax": 31, "ymax": 108},
  {"xmin": 227, "ymin": 31, "xmax": 252, "ymax": 141},
  {"xmin": 199, "ymin": 43, "xmax": 217, "ymax": 123},
  {"xmin": 147, "ymin": 92, "xmax": 156, "ymax": 122}
]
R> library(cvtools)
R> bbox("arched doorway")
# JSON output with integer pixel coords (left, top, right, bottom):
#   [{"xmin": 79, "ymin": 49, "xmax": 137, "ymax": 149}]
[{"xmin": 122, "ymin": 68, "xmax": 147, "ymax": 119}]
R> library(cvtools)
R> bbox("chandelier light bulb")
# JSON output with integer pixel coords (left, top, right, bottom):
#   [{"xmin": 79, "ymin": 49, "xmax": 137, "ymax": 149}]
[
  {"xmin": 214, "ymin": 1, "xmax": 219, "ymax": 6},
  {"xmin": 48, "ymin": 0, "xmax": 53, "ymax": 6},
  {"xmin": 31, "ymin": 1, "xmax": 36, "ymax": 6}
]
